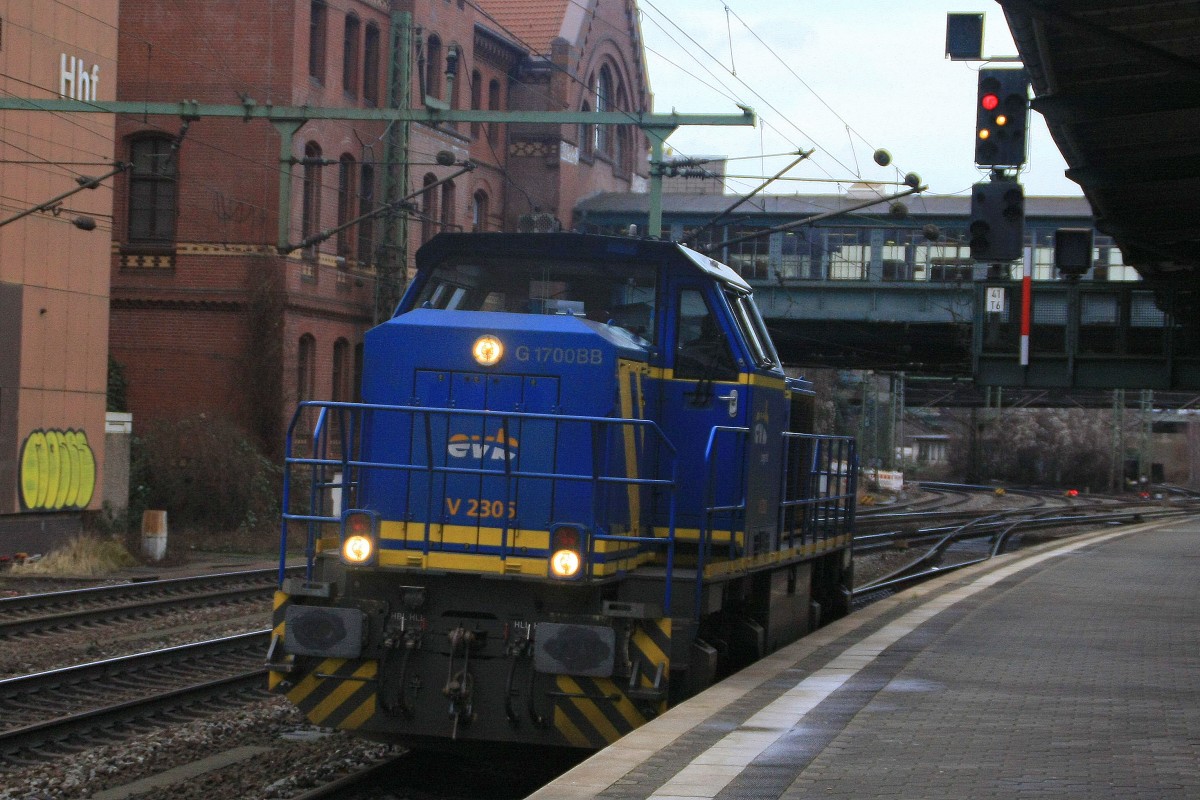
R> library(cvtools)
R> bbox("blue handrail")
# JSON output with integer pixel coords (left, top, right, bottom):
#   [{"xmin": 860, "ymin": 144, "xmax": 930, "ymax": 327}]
[{"xmin": 279, "ymin": 399, "xmax": 680, "ymax": 605}]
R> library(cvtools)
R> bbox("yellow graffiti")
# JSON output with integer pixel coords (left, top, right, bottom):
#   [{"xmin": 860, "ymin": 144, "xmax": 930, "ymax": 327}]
[{"xmin": 19, "ymin": 429, "xmax": 96, "ymax": 511}]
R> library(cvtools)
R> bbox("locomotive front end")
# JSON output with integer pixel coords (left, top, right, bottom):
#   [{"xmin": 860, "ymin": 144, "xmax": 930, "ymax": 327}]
[{"xmin": 269, "ymin": 234, "xmax": 677, "ymax": 750}]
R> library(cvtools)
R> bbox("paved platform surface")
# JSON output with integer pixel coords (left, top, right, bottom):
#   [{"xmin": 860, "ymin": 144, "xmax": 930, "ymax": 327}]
[{"xmin": 529, "ymin": 517, "xmax": 1200, "ymax": 799}]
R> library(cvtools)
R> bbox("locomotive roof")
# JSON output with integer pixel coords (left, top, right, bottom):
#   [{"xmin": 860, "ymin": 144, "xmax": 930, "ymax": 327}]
[{"xmin": 415, "ymin": 232, "xmax": 753, "ymax": 293}]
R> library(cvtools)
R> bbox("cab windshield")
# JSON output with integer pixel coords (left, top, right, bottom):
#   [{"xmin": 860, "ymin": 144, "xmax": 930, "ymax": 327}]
[{"xmin": 413, "ymin": 256, "xmax": 659, "ymax": 344}]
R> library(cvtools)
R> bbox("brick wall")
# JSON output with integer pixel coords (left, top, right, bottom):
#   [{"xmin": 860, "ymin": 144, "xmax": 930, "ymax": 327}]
[{"xmin": 108, "ymin": 0, "xmax": 652, "ymax": 465}]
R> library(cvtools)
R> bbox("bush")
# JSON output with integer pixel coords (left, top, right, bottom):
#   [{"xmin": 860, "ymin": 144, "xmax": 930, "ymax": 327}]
[{"xmin": 131, "ymin": 413, "xmax": 280, "ymax": 532}]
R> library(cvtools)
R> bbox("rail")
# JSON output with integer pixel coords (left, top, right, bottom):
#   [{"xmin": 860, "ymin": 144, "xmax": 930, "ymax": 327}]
[{"xmin": 853, "ymin": 504, "xmax": 1193, "ymax": 596}]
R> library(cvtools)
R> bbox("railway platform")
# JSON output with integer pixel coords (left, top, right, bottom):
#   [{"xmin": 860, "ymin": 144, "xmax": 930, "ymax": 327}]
[{"xmin": 528, "ymin": 516, "xmax": 1200, "ymax": 799}]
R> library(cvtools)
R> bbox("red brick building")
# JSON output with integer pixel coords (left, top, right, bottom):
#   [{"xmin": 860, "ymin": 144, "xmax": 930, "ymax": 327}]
[{"xmin": 109, "ymin": 0, "xmax": 650, "ymax": 455}]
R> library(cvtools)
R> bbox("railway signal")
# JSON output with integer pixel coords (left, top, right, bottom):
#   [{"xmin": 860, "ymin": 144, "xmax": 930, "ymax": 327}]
[
  {"xmin": 969, "ymin": 179, "xmax": 1024, "ymax": 262},
  {"xmin": 975, "ymin": 68, "xmax": 1029, "ymax": 167}
]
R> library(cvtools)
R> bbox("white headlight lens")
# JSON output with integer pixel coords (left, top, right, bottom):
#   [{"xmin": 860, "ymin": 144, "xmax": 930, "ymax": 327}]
[
  {"xmin": 342, "ymin": 534, "xmax": 374, "ymax": 563},
  {"xmin": 550, "ymin": 548, "xmax": 581, "ymax": 578},
  {"xmin": 472, "ymin": 335, "xmax": 503, "ymax": 366}
]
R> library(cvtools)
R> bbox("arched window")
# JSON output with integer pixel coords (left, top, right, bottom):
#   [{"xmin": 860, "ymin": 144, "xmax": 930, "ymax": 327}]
[
  {"xmin": 128, "ymin": 135, "xmax": 177, "ymax": 245},
  {"xmin": 579, "ymin": 101, "xmax": 592, "ymax": 158},
  {"xmin": 308, "ymin": 1, "xmax": 327, "ymax": 81},
  {"xmin": 440, "ymin": 180, "xmax": 456, "ymax": 233},
  {"xmin": 470, "ymin": 70, "xmax": 482, "ymax": 140},
  {"xmin": 472, "ymin": 190, "xmax": 489, "ymax": 232},
  {"xmin": 357, "ymin": 162, "xmax": 375, "ymax": 265},
  {"xmin": 301, "ymin": 142, "xmax": 323, "ymax": 247},
  {"xmin": 343, "ymin": 14, "xmax": 360, "ymax": 97},
  {"xmin": 336, "ymin": 154, "xmax": 356, "ymax": 257},
  {"xmin": 421, "ymin": 173, "xmax": 438, "ymax": 243},
  {"xmin": 298, "ymin": 334, "xmax": 316, "ymax": 401},
  {"xmin": 425, "ymin": 35, "xmax": 442, "ymax": 100},
  {"xmin": 332, "ymin": 338, "xmax": 350, "ymax": 402},
  {"xmin": 446, "ymin": 45, "xmax": 461, "ymax": 111},
  {"xmin": 487, "ymin": 79, "xmax": 502, "ymax": 147},
  {"xmin": 353, "ymin": 342, "xmax": 364, "ymax": 402},
  {"xmin": 363, "ymin": 23, "xmax": 380, "ymax": 106},
  {"xmin": 594, "ymin": 67, "xmax": 613, "ymax": 156},
  {"xmin": 615, "ymin": 127, "xmax": 629, "ymax": 177}
]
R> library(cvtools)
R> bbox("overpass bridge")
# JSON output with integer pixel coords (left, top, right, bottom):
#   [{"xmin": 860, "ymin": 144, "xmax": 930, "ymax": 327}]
[{"xmin": 576, "ymin": 191, "xmax": 1200, "ymax": 396}]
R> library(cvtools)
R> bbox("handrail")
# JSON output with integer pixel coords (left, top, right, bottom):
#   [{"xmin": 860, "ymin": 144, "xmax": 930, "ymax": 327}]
[
  {"xmin": 279, "ymin": 399, "xmax": 680, "ymax": 607},
  {"xmin": 697, "ymin": 425, "xmax": 749, "ymax": 619},
  {"xmin": 281, "ymin": 400, "xmax": 858, "ymax": 622}
]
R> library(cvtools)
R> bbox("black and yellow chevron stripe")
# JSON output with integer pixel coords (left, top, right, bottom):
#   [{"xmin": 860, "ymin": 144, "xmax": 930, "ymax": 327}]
[
  {"xmin": 267, "ymin": 591, "xmax": 291, "ymax": 692},
  {"xmin": 631, "ymin": 617, "xmax": 671, "ymax": 693},
  {"xmin": 553, "ymin": 618, "xmax": 672, "ymax": 748},
  {"xmin": 285, "ymin": 657, "xmax": 380, "ymax": 730},
  {"xmin": 269, "ymin": 591, "xmax": 379, "ymax": 730}
]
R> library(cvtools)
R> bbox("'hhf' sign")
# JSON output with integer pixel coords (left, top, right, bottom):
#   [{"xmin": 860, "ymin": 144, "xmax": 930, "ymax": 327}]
[{"xmin": 59, "ymin": 54, "xmax": 100, "ymax": 102}]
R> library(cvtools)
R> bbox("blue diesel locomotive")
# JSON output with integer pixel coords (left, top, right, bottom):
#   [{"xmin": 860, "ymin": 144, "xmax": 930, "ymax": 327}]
[{"xmin": 268, "ymin": 232, "xmax": 856, "ymax": 751}]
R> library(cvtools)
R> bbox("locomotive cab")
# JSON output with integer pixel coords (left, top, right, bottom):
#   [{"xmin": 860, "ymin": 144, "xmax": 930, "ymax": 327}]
[{"xmin": 269, "ymin": 233, "xmax": 855, "ymax": 752}]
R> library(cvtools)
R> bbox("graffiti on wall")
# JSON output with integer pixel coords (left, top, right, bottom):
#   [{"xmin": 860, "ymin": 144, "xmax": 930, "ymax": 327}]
[{"xmin": 19, "ymin": 430, "xmax": 96, "ymax": 511}]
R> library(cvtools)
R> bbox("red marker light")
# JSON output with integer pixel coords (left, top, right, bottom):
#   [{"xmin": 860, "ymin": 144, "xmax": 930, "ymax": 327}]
[{"xmin": 981, "ymin": 93, "xmax": 999, "ymax": 111}]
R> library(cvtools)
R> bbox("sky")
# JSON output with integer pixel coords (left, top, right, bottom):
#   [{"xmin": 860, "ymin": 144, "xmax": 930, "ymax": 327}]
[{"xmin": 636, "ymin": 0, "xmax": 1080, "ymax": 199}]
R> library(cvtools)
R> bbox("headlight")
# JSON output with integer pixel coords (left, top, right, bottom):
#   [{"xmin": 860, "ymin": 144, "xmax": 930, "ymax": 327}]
[
  {"xmin": 472, "ymin": 335, "xmax": 503, "ymax": 366},
  {"xmin": 550, "ymin": 548, "xmax": 581, "ymax": 578},
  {"xmin": 549, "ymin": 526, "xmax": 584, "ymax": 578},
  {"xmin": 342, "ymin": 534, "xmax": 373, "ymax": 563},
  {"xmin": 341, "ymin": 511, "xmax": 377, "ymax": 565}
]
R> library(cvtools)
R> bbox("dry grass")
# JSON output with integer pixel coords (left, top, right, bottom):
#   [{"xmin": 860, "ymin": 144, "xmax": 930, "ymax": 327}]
[{"xmin": 10, "ymin": 534, "xmax": 139, "ymax": 577}]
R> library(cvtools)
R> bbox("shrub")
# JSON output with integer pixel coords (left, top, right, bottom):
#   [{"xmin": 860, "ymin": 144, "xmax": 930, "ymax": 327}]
[{"xmin": 131, "ymin": 413, "xmax": 280, "ymax": 532}]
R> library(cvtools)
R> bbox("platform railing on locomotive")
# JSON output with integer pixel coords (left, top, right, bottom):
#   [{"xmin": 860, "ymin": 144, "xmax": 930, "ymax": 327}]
[{"xmin": 281, "ymin": 400, "xmax": 683, "ymax": 573}]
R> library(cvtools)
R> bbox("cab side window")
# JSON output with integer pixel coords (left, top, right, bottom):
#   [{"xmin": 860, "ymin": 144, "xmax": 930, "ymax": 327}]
[{"xmin": 675, "ymin": 288, "xmax": 738, "ymax": 380}]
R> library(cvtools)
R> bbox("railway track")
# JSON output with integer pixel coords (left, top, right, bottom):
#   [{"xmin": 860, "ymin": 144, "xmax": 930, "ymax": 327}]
[
  {"xmin": 0, "ymin": 500, "xmax": 1192, "ymax": 795},
  {"xmin": 0, "ymin": 630, "xmax": 270, "ymax": 764},
  {"xmin": 852, "ymin": 498, "xmax": 1197, "ymax": 602},
  {"xmin": 0, "ymin": 567, "xmax": 296, "ymax": 640}
]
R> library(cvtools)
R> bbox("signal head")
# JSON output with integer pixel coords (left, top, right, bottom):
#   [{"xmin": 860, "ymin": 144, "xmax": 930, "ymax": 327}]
[{"xmin": 974, "ymin": 68, "xmax": 1029, "ymax": 167}]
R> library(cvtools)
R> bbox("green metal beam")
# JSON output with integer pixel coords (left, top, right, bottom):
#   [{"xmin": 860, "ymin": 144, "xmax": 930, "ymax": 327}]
[
  {"xmin": 3, "ymin": 96, "xmax": 753, "ymax": 248},
  {"xmin": 271, "ymin": 120, "xmax": 304, "ymax": 252},
  {"xmin": 0, "ymin": 97, "xmax": 755, "ymax": 129}
]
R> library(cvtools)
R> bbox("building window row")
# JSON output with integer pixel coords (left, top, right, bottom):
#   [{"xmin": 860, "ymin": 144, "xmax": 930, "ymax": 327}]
[
  {"xmin": 297, "ymin": 334, "xmax": 360, "ymax": 404},
  {"xmin": 301, "ymin": 143, "xmax": 381, "ymax": 268},
  {"xmin": 468, "ymin": 69, "xmax": 504, "ymax": 147},
  {"xmin": 417, "ymin": 175, "xmax": 493, "ymax": 241},
  {"xmin": 309, "ymin": 1, "xmax": 381, "ymax": 105},
  {"xmin": 669, "ymin": 224, "xmax": 1137, "ymax": 285}
]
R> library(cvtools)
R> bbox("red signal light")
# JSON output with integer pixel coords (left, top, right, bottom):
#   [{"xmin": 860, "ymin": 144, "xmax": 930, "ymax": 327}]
[
  {"xmin": 981, "ymin": 93, "xmax": 999, "ymax": 111},
  {"xmin": 552, "ymin": 528, "xmax": 579, "ymax": 550},
  {"xmin": 346, "ymin": 512, "xmax": 372, "ymax": 536}
]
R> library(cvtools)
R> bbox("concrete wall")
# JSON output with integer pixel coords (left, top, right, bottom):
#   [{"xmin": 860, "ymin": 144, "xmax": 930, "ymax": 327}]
[{"xmin": 0, "ymin": 2, "xmax": 119, "ymax": 547}]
